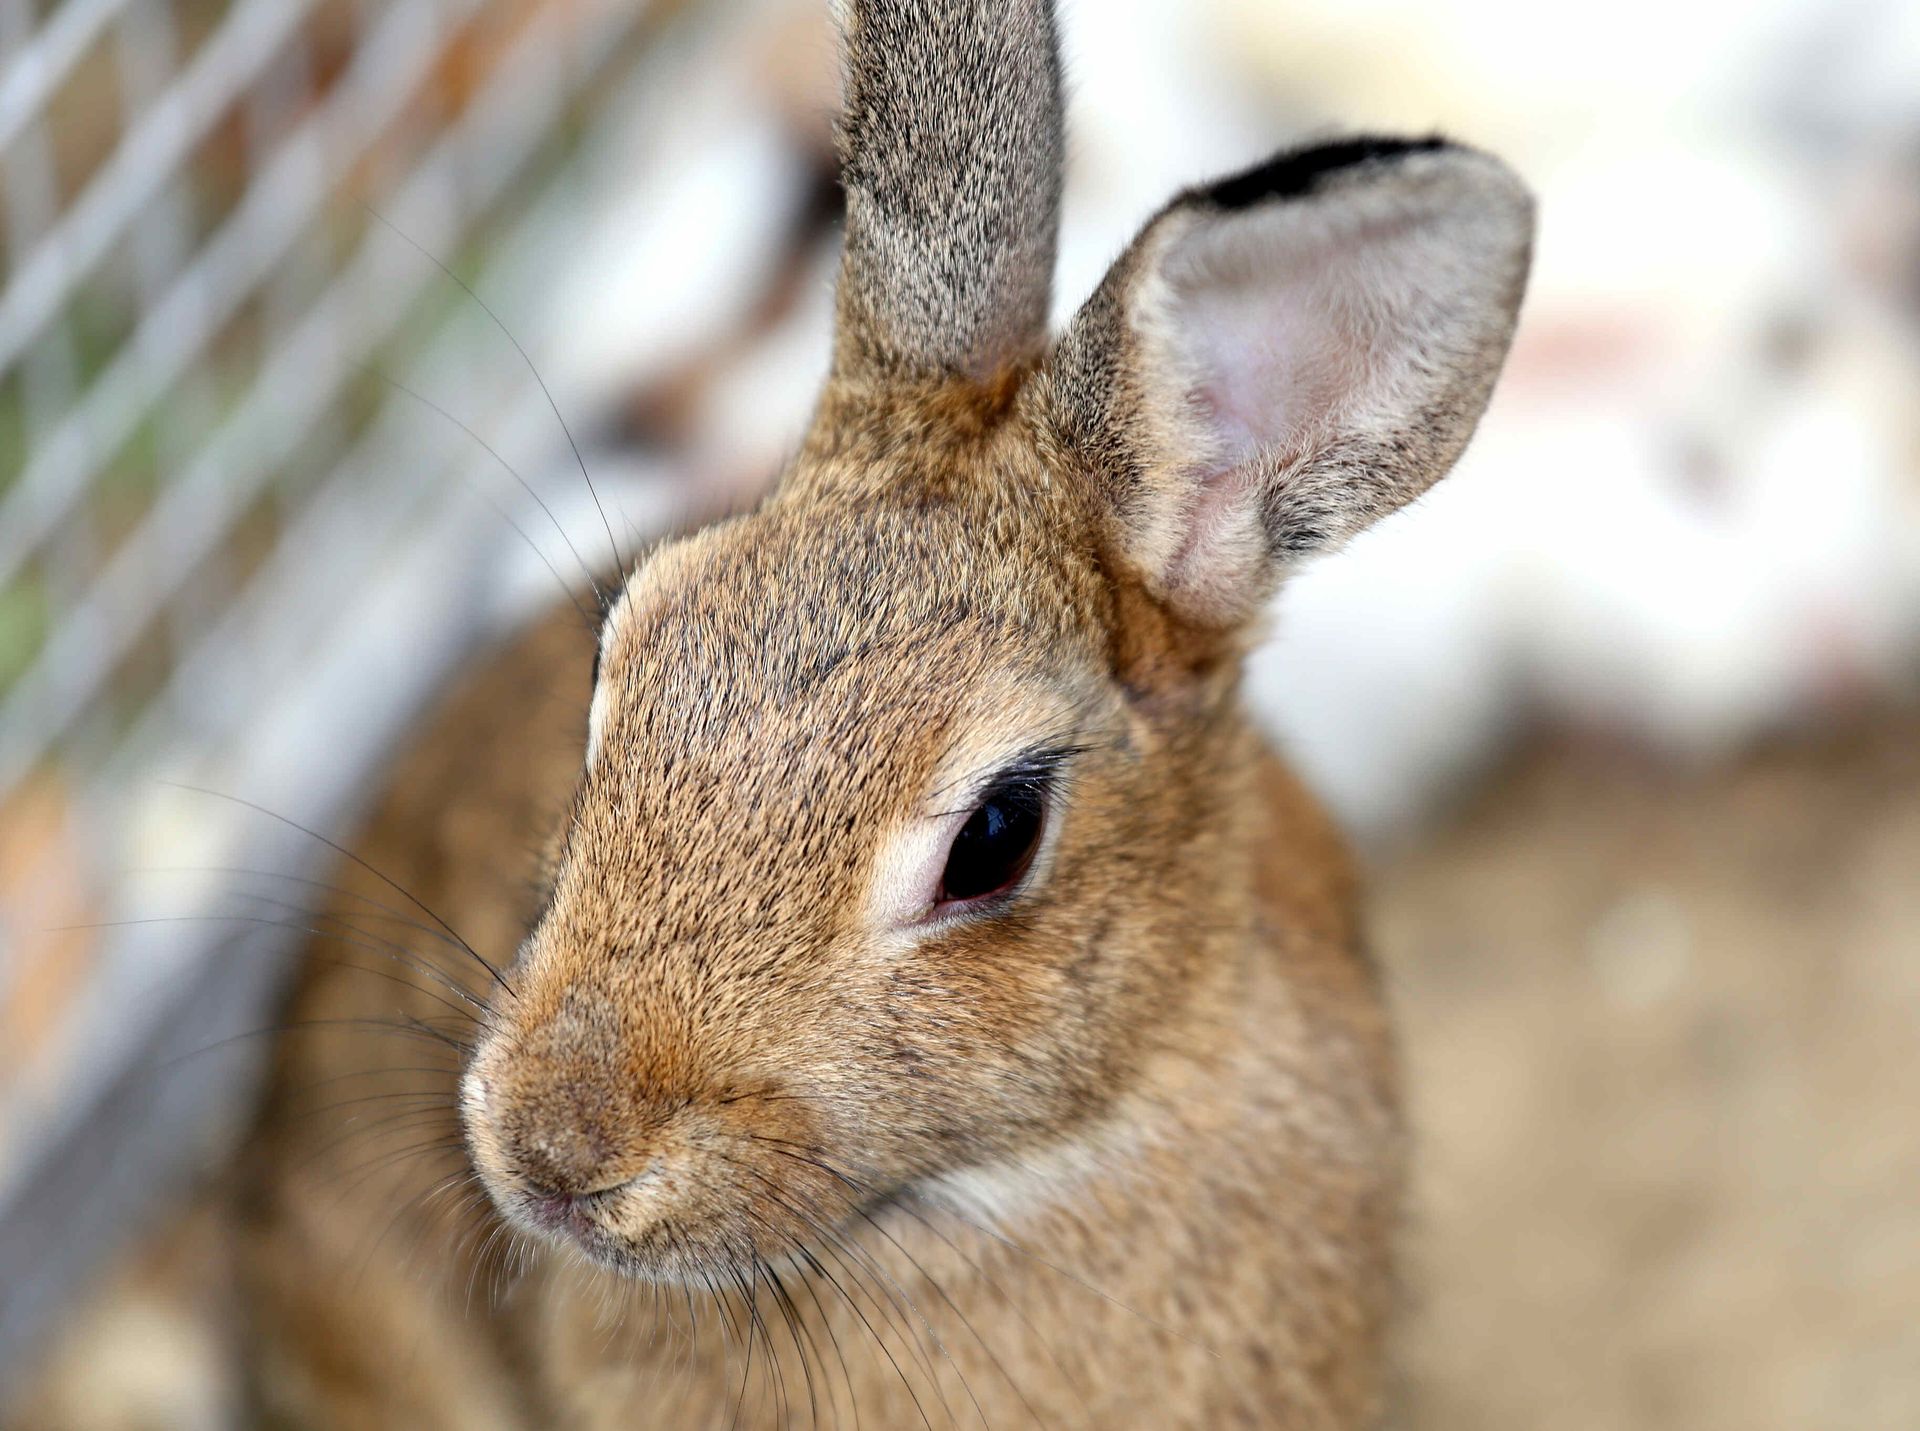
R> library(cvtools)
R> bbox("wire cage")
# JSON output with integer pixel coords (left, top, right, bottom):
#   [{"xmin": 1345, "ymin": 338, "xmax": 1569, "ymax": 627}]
[{"xmin": 0, "ymin": 0, "xmax": 798, "ymax": 1378}]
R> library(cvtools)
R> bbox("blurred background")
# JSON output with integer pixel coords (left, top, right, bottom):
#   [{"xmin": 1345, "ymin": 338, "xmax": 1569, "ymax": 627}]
[{"xmin": 1, "ymin": 0, "xmax": 1917, "ymax": 1425}]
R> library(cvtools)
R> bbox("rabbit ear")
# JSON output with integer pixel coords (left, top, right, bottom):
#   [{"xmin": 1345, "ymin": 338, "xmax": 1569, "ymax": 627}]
[
  {"xmin": 827, "ymin": 0, "xmax": 1063, "ymax": 385},
  {"xmin": 1043, "ymin": 137, "xmax": 1535, "ymax": 624}
]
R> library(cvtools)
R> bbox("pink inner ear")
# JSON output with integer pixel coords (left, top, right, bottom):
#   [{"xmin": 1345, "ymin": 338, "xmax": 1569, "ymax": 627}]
[
  {"xmin": 1173, "ymin": 246, "xmax": 1370, "ymax": 485},
  {"xmin": 1141, "ymin": 204, "xmax": 1441, "ymax": 615},
  {"xmin": 1148, "ymin": 251, "xmax": 1357, "ymax": 608}
]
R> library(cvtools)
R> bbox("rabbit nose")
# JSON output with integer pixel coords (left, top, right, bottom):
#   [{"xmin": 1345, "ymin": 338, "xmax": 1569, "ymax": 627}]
[
  {"xmin": 472, "ymin": 982, "xmax": 655, "ymax": 1195},
  {"xmin": 510, "ymin": 1116, "xmax": 622, "ymax": 1198}
]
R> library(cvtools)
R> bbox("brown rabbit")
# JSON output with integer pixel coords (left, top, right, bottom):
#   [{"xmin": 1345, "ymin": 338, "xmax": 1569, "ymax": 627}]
[{"xmin": 224, "ymin": 1, "xmax": 1535, "ymax": 1426}]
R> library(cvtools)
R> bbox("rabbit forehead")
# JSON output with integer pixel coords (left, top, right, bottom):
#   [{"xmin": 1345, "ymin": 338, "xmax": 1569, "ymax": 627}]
[
  {"xmin": 598, "ymin": 496, "xmax": 1084, "ymax": 729},
  {"xmin": 563, "ymin": 498, "xmax": 1096, "ymax": 922}
]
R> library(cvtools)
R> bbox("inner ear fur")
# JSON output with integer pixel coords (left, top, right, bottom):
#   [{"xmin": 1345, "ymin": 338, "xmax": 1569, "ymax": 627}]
[{"xmin": 1041, "ymin": 136, "xmax": 1536, "ymax": 625}]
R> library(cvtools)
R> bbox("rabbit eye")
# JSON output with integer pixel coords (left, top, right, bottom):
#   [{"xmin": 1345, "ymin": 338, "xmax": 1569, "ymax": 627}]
[{"xmin": 937, "ymin": 777, "xmax": 1047, "ymax": 906}]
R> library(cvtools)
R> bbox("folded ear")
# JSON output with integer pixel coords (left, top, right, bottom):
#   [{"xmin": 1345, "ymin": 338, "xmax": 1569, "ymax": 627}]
[
  {"xmin": 1042, "ymin": 136, "xmax": 1535, "ymax": 624},
  {"xmin": 828, "ymin": 0, "xmax": 1063, "ymax": 386}
]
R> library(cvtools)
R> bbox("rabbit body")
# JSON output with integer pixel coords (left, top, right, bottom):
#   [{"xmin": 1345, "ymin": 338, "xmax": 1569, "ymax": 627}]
[
  {"xmin": 235, "ymin": 598, "xmax": 1397, "ymax": 1429},
  {"xmin": 226, "ymin": 1, "xmax": 1533, "ymax": 1425}
]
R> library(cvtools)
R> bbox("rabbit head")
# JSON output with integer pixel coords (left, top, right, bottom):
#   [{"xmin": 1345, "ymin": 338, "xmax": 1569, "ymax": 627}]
[{"xmin": 461, "ymin": 0, "xmax": 1533, "ymax": 1281}]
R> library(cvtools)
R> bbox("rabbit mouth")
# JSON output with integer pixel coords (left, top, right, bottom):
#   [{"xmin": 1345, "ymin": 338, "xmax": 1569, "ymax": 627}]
[
  {"xmin": 507, "ymin": 1161, "xmax": 894, "ymax": 1285},
  {"xmin": 517, "ymin": 1175, "xmax": 644, "ymax": 1246},
  {"xmin": 472, "ymin": 1114, "xmax": 896, "ymax": 1285}
]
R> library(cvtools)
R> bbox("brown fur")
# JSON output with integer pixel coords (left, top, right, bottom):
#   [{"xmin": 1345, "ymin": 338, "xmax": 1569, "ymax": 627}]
[{"xmin": 49, "ymin": 3, "xmax": 1534, "ymax": 1426}]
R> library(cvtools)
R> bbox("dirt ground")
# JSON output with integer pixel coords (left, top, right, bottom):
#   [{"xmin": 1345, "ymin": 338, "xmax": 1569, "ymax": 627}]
[{"xmin": 1379, "ymin": 711, "xmax": 1920, "ymax": 1431}]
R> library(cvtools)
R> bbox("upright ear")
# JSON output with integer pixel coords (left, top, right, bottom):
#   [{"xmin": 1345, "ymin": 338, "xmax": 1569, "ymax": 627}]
[
  {"xmin": 828, "ymin": 0, "xmax": 1063, "ymax": 385},
  {"xmin": 1042, "ymin": 137, "xmax": 1535, "ymax": 624}
]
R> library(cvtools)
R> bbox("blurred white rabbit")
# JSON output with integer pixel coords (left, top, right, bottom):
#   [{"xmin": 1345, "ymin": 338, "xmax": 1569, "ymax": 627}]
[{"xmin": 1244, "ymin": 19, "xmax": 1920, "ymax": 837}]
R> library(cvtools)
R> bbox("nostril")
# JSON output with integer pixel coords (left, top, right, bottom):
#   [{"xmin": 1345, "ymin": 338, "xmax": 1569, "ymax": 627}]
[{"xmin": 479, "ymin": 1065, "xmax": 666, "ymax": 1205}]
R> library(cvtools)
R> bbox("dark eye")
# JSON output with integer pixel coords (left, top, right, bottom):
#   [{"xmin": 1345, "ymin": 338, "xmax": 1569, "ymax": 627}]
[{"xmin": 937, "ymin": 779, "xmax": 1046, "ymax": 905}]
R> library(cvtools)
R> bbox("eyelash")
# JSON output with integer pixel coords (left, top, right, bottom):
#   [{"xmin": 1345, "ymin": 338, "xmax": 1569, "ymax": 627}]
[{"xmin": 934, "ymin": 746, "xmax": 1080, "ymax": 821}]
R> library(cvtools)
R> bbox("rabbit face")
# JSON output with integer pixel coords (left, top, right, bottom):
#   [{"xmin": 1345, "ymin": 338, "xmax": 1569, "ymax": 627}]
[{"xmin": 460, "ymin": 455, "xmax": 1204, "ymax": 1278}]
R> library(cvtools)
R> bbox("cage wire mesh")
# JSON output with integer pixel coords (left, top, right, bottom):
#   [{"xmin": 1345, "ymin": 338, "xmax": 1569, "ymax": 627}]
[{"xmin": 0, "ymin": 0, "xmax": 734, "ymax": 1375}]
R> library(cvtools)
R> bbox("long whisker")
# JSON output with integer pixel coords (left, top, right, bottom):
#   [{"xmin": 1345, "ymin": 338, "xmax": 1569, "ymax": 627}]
[
  {"xmin": 362, "ymin": 204, "xmax": 625, "ymax": 589},
  {"xmin": 779, "ymin": 1233, "xmax": 863, "ymax": 1431},
  {"xmin": 761, "ymin": 1257, "xmax": 829, "ymax": 1430},
  {"xmin": 718, "ymin": 1151, "xmax": 945, "ymax": 1430},
  {"xmin": 156, "ymin": 782, "xmax": 516, "ymax": 1002},
  {"xmin": 221, "ymin": 899, "xmax": 493, "ymax": 1019},
  {"xmin": 62, "ymin": 912, "xmax": 489, "ymax": 1030},
  {"xmin": 815, "ymin": 1224, "xmax": 948, "ymax": 1429},
  {"xmin": 241, "ymin": 894, "xmax": 493, "ymax": 1012},
  {"xmin": 906, "ymin": 1185, "xmax": 1219, "ymax": 1361},
  {"xmin": 151, "ymin": 1015, "xmax": 468, "ymax": 1086},
  {"xmin": 846, "ymin": 1199, "xmax": 1035, "ymax": 1428},
  {"xmin": 377, "ymin": 369, "xmax": 607, "ymax": 624},
  {"xmin": 132, "ymin": 864, "xmax": 503, "ymax": 969},
  {"xmin": 762, "ymin": 1133, "xmax": 1196, "ymax": 1353},
  {"xmin": 742, "ymin": 1158, "xmax": 989, "ymax": 1429}
]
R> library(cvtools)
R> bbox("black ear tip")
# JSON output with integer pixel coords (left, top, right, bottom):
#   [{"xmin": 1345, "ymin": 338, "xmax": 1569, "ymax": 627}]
[{"xmin": 1199, "ymin": 134, "xmax": 1454, "ymax": 211}]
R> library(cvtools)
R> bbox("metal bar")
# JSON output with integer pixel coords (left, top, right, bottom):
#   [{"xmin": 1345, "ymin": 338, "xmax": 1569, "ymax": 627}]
[
  {"xmin": 0, "ymin": 0, "xmax": 646, "ymax": 799},
  {"xmin": 0, "ymin": 0, "xmax": 133, "ymax": 153},
  {"xmin": 0, "ymin": 0, "xmax": 470, "ymax": 595},
  {"xmin": 0, "ymin": 0, "xmax": 666, "ymax": 1379},
  {"xmin": 0, "ymin": 0, "xmax": 653, "ymax": 799},
  {"xmin": 0, "ymin": 0, "xmax": 323, "ymax": 378}
]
